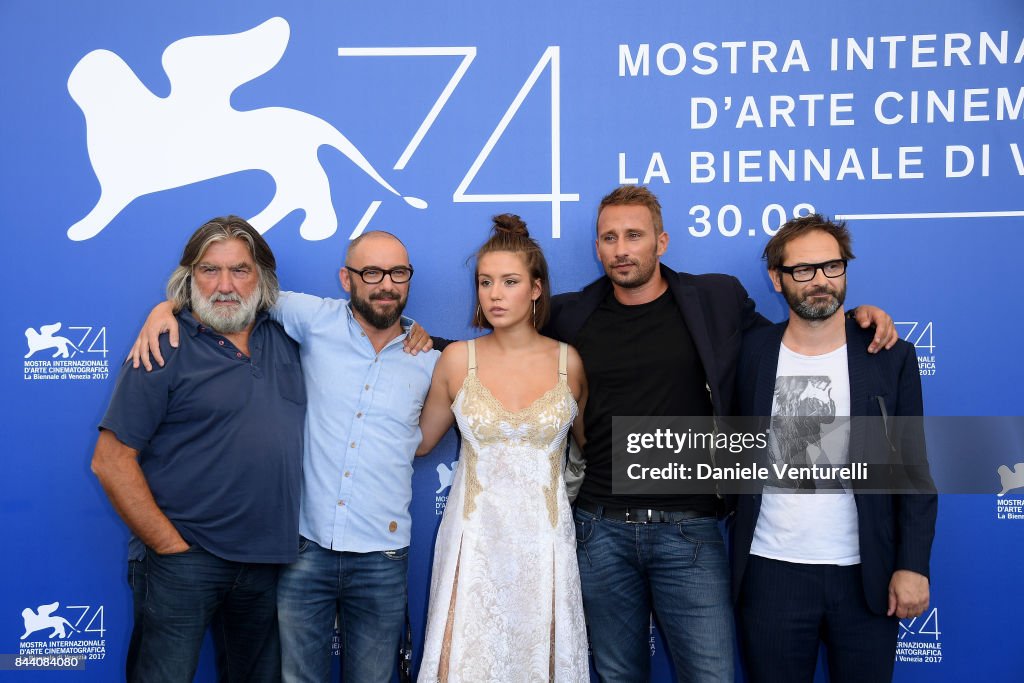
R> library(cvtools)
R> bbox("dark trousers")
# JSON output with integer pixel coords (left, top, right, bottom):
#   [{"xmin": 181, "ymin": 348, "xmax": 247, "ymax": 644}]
[
  {"xmin": 737, "ymin": 555, "xmax": 898, "ymax": 683},
  {"xmin": 131, "ymin": 546, "xmax": 281, "ymax": 683}
]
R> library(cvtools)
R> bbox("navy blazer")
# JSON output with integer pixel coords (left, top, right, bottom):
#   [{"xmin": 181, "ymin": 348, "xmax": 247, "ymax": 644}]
[
  {"xmin": 542, "ymin": 264, "xmax": 769, "ymax": 418},
  {"xmin": 730, "ymin": 319, "xmax": 937, "ymax": 615}
]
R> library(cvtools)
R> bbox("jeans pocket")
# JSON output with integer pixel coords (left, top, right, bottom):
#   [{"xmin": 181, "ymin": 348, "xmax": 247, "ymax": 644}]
[
  {"xmin": 677, "ymin": 519, "xmax": 724, "ymax": 545},
  {"xmin": 149, "ymin": 543, "xmax": 199, "ymax": 558},
  {"xmin": 574, "ymin": 517, "xmax": 594, "ymax": 544},
  {"xmin": 297, "ymin": 536, "xmax": 311, "ymax": 553},
  {"xmin": 676, "ymin": 519, "xmax": 727, "ymax": 568},
  {"xmin": 382, "ymin": 547, "xmax": 409, "ymax": 561}
]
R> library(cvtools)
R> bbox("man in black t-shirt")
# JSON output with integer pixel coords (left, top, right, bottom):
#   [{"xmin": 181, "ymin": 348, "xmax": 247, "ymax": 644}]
[{"xmin": 542, "ymin": 186, "xmax": 895, "ymax": 682}]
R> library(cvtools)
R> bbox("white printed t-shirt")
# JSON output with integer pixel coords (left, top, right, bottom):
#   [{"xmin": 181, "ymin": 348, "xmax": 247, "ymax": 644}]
[{"xmin": 750, "ymin": 343, "xmax": 860, "ymax": 565}]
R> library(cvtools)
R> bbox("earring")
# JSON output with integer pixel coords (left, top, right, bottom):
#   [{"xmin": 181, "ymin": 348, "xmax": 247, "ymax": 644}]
[{"xmin": 532, "ymin": 299, "xmax": 537, "ymax": 326}]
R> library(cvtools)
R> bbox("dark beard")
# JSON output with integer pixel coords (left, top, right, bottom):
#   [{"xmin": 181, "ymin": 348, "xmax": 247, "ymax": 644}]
[
  {"xmin": 351, "ymin": 290, "xmax": 406, "ymax": 329},
  {"xmin": 606, "ymin": 257, "xmax": 657, "ymax": 289}
]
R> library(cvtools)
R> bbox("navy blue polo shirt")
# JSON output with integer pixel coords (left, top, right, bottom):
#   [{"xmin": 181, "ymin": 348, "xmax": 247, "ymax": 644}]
[{"xmin": 100, "ymin": 309, "xmax": 305, "ymax": 563}]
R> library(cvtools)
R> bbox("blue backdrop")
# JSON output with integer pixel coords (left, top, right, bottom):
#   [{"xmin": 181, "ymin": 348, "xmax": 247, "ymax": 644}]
[{"xmin": 2, "ymin": 1, "xmax": 1022, "ymax": 680}]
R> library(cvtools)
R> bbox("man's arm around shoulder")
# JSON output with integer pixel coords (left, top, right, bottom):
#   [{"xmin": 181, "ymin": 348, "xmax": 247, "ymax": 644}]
[
  {"xmin": 542, "ymin": 290, "xmax": 586, "ymax": 343},
  {"xmin": 688, "ymin": 271, "xmax": 772, "ymax": 334}
]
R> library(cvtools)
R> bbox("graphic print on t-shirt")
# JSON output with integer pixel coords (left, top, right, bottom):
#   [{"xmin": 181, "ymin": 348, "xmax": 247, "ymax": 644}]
[{"xmin": 769, "ymin": 375, "xmax": 845, "ymax": 490}]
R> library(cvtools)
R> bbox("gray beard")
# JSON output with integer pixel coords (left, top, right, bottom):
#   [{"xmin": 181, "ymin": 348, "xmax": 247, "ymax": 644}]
[
  {"xmin": 190, "ymin": 279, "xmax": 259, "ymax": 334},
  {"xmin": 787, "ymin": 286, "xmax": 845, "ymax": 321},
  {"xmin": 794, "ymin": 297, "xmax": 841, "ymax": 320}
]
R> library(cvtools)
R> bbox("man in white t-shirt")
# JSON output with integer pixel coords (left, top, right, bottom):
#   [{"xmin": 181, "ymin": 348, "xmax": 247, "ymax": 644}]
[{"xmin": 729, "ymin": 215, "xmax": 937, "ymax": 683}]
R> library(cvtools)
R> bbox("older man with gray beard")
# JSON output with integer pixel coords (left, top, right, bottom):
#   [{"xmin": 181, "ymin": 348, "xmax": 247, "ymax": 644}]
[{"xmin": 91, "ymin": 216, "xmax": 306, "ymax": 682}]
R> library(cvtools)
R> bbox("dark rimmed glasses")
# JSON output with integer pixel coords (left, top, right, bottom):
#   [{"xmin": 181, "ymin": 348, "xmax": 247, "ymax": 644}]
[
  {"xmin": 776, "ymin": 259, "xmax": 847, "ymax": 282},
  {"xmin": 345, "ymin": 265, "xmax": 414, "ymax": 284}
]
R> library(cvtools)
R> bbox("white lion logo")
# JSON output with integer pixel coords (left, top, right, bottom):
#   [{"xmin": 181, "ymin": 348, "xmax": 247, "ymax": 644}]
[
  {"xmin": 20, "ymin": 602, "xmax": 77, "ymax": 640},
  {"xmin": 25, "ymin": 323, "xmax": 79, "ymax": 359},
  {"xmin": 436, "ymin": 461, "xmax": 456, "ymax": 494},
  {"xmin": 67, "ymin": 17, "xmax": 425, "ymax": 242},
  {"xmin": 997, "ymin": 463, "xmax": 1024, "ymax": 496}
]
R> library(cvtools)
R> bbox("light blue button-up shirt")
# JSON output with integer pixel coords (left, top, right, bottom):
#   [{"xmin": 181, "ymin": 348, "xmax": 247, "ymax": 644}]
[{"xmin": 272, "ymin": 291, "xmax": 439, "ymax": 552}]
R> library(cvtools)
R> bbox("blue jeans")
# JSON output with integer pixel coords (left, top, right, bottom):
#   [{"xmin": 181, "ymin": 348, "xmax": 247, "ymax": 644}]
[
  {"xmin": 127, "ymin": 559, "xmax": 145, "ymax": 682},
  {"xmin": 134, "ymin": 545, "xmax": 281, "ymax": 683},
  {"xmin": 574, "ymin": 507, "xmax": 734, "ymax": 683},
  {"xmin": 277, "ymin": 537, "xmax": 408, "ymax": 683}
]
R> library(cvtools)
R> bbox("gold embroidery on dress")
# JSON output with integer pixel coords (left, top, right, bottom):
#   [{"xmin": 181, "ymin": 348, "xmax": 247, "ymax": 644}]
[
  {"xmin": 544, "ymin": 438, "xmax": 565, "ymax": 528},
  {"xmin": 457, "ymin": 373, "xmax": 570, "ymax": 528},
  {"xmin": 461, "ymin": 441, "xmax": 481, "ymax": 520}
]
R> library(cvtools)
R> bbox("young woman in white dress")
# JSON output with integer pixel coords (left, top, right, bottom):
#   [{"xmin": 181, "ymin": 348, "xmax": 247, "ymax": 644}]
[{"xmin": 416, "ymin": 215, "xmax": 590, "ymax": 682}]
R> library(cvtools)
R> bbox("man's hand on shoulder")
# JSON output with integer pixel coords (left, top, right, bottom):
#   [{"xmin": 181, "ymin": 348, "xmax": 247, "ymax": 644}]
[
  {"xmin": 128, "ymin": 301, "xmax": 178, "ymax": 370},
  {"xmin": 851, "ymin": 305, "xmax": 897, "ymax": 353},
  {"xmin": 403, "ymin": 322, "xmax": 433, "ymax": 356}
]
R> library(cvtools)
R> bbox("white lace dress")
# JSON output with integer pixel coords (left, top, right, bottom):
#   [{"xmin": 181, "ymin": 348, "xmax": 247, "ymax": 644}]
[{"xmin": 418, "ymin": 340, "xmax": 590, "ymax": 682}]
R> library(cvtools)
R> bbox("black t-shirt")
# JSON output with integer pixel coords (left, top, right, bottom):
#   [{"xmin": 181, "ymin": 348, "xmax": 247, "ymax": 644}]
[{"xmin": 575, "ymin": 288, "xmax": 717, "ymax": 513}]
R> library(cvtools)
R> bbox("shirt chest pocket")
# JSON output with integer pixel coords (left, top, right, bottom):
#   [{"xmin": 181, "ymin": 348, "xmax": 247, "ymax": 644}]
[
  {"xmin": 378, "ymin": 367, "xmax": 428, "ymax": 427},
  {"xmin": 277, "ymin": 362, "xmax": 307, "ymax": 405}
]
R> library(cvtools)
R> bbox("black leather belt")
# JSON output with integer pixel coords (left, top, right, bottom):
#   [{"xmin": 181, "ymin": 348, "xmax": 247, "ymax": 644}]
[{"xmin": 575, "ymin": 500, "xmax": 715, "ymax": 524}]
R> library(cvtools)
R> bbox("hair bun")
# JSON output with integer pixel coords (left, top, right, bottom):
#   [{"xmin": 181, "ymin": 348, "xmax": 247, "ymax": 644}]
[{"xmin": 491, "ymin": 213, "xmax": 529, "ymax": 238}]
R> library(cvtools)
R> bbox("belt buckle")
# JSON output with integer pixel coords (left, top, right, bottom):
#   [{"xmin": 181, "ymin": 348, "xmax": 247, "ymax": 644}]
[{"xmin": 625, "ymin": 508, "xmax": 654, "ymax": 524}]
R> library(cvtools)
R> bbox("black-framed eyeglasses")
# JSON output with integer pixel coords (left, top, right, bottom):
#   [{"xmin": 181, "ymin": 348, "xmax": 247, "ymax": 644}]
[
  {"xmin": 776, "ymin": 259, "xmax": 847, "ymax": 282},
  {"xmin": 345, "ymin": 265, "xmax": 414, "ymax": 284}
]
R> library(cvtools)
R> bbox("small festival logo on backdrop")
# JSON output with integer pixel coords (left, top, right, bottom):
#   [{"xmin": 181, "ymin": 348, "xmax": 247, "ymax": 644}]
[
  {"xmin": 435, "ymin": 461, "xmax": 457, "ymax": 516},
  {"xmin": 996, "ymin": 462, "xmax": 1024, "ymax": 521},
  {"xmin": 896, "ymin": 607, "xmax": 943, "ymax": 665},
  {"xmin": 16, "ymin": 601, "xmax": 107, "ymax": 661},
  {"xmin": 895, "ymin": 321, "xmax": 937, "ymax": 379},
  {"xmin": 23, "ymin": 322, "xmax": 110, "ymax": 382}
]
